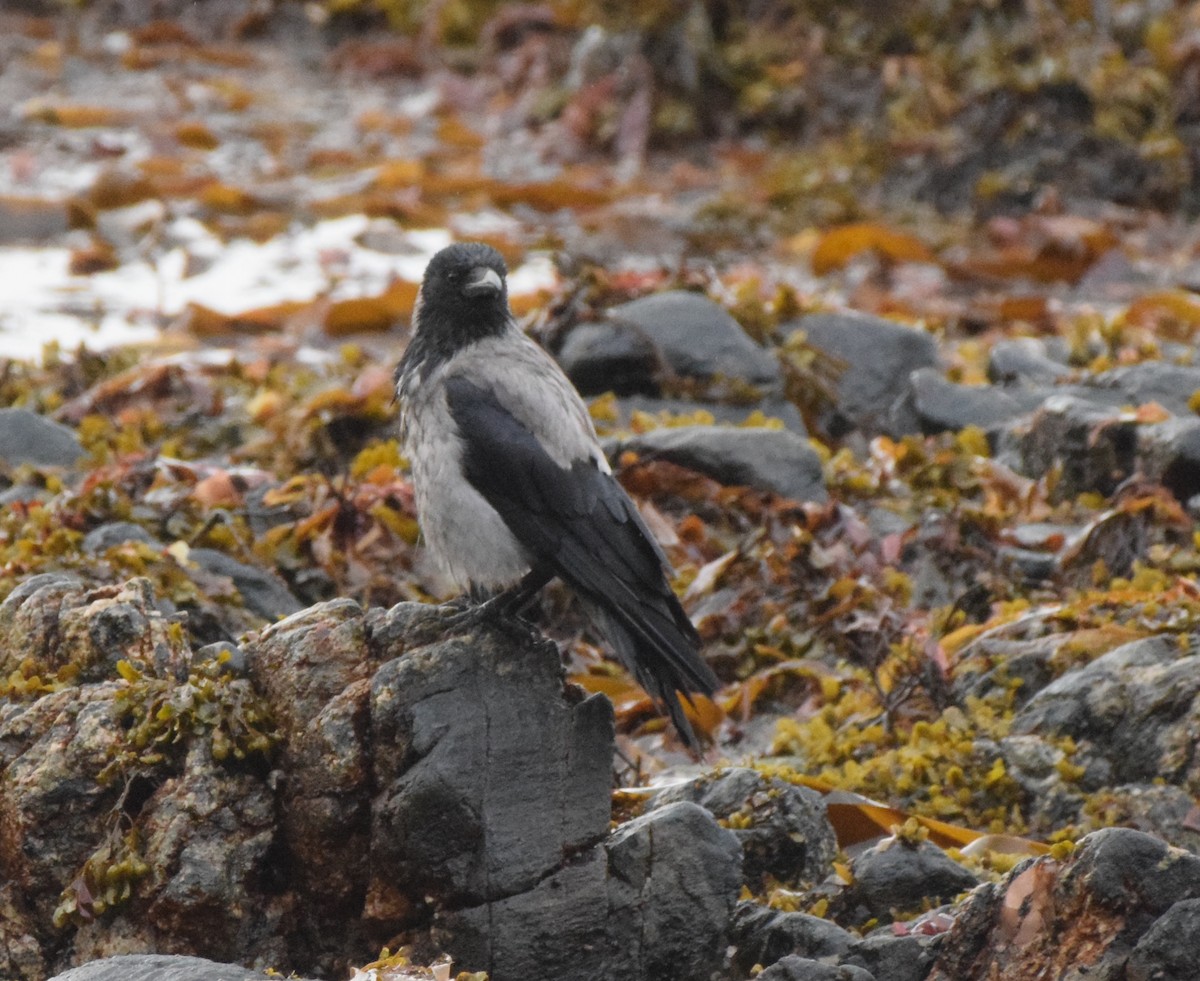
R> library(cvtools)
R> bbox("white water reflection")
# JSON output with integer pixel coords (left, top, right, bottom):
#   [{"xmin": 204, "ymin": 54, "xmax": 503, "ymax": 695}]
[{"xmin": 0, "ymin": 216, "xmax": 557, "ymax": 362}]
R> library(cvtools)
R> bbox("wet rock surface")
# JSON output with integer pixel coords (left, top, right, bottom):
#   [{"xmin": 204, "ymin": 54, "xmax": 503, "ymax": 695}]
[
  {"xmin": 605, "ymin": 290, "xmax": 781, "ymax": 389},
  {"xmin": 756, "ymin": 956, "xmax": 876, "ymax": 981},
  {"xmin": 838, "ymin": 839, "xmax": 979, "ymax": 924},
  {"xmin": 0, "ymin": 581, "xmax": 742, "ymax": 981},
  {"xmin": 4, "ymin": 9, "xmax": 1200, "ymax": 981},
  {"xmin": 0, "ymin": 408, "xmax": 84, "ymax": 468},
  {"xmin": 729, "ymin": 903, "xmax": 856, "ymax": 975},
  {"xmin": 47, "ymin": 953, "xmax": 307, "ymax": 981},
  {"xmin": 1010, "ymin": 636, "xmax": 1200, "ymax": 789},
  {"xmin": 927, "ymin": 829, "xmax": 1200, "ymax": 981},
  {"xmin": 610, "ymin": 425, "xmax": 827, "ymax": 502},
  {"xmin": 649, "ymin": 767, "xmax": 838, "ymax": 887},
  {"xmin": 904, "ymin": 368, "xmax": 1035, "ymax": 435},
  {"xmin": 783, "ymin": 312, "xmax": 939, "ymax": 438}
]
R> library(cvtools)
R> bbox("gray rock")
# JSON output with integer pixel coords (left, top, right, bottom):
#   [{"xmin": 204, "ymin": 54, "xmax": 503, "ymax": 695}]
[
  {"xmin": 192, "ymin": 641, "xmax": 247, "ymax": 676},
  {"xmin": 1088, "ymin": 362, "xmax": 1200, "ymax": 417},
  {"xmin": 757, "ymin": 955, "xmax": 877, "ymax": 981},
  {"xmin": 558, "ymin": 319, "xmax": 659, "ymax": 396},
  {"xmin": 1126, "ymin": 898, "xmax": 1200, "ymax": 981},
  {"xmin": 0, "ymin": 408, "xmax": 83, "ymax": 468},
  {"xmin": 604, "ymin": 801, "xmax": 742, "ymax": 980},
  {"xmin": 607, "ymin": 290, "xmax": 780, "ymax": 387},
  {"xmin": 0, "ymin": 573, "xmax": 86, "ymax": 675},
  {"xmin": 1056, "ymin": 507, "xmax": 1151, "ymax": 585},
  {"xmin": 369, "ymin": 618, "xmax": 614, "ymax": 908},
  {"xmin": 844, "ymin": 932, "xmax": 940, "ymax": 981},
  {"xmin": 124, "ymin": 758, "xmax": 280, "ymax": 962},
  {"xmin": 928, "ymin": 828, "xmax": 1200, "ymax": 980},
  {"xmin": 1073, "ymin": 248, "xmax": 1159, "ymax": 303},
  {"xmin": 0, "ymin": 684, "xmax": 125, "ymax": 918},
  {"xmin": 82, "ymin": 522, "xmax": 162, "ymax": 554},
  {"xmin": 843, "ymin": 838, "xmax": 978, "ymax": 921},
  {"xmin": 0, "ymin": 883, "xmax": 43, "ymax": 981},
  {"xmin": 1065, "ymin": 827, "xmax": 1200, "ymax": 917},
  {"xmin": 1010, "ymin": 636, "xmax": 1200, "ymax": 787},
  {"xmin": 730, "ymin": 902, "xmax": 856, "ymax": 975},
  {"xmin": 1009, "ymin": 394, "xmax": 1138, "ymax": 499},
  {"xmin": 439, "ymin": 800, "xmax": 741, "ymax": 981},
  {"xmin": 0, "ymin": 484, "xmax": 52, "ymax": 505},
  {"xmin": 988, "ymin": 338, "xmax": 1073, "ymax": 386},
  {"xmin": 650, "ymin": 767, "xmax": 838, "ymax": 887},
  {"xmin": 0, "ymin": 576, "xmax": 188, "ymax": 681},
  {"xmin": 248, "ymin": 599, "xmax": 381, "ymax": 919},
  {"xmin": 903, "ymin": 367, "xmax": 1033, "ymax": 433},
  {"xmin": 48, "ymin": 954, "xmax": 294, "ymax": 981},
  {"xmin": 783, "ymin": 312, "xmax": 938, "ymax": 437},
  {"xmin": 997, "ymin": 734, "xmax": 1069, "ymax": 799},
  {"xmin": 953, "ymin": 633, "xmax": 1059, "ymax": 706},
  {"xmin": 614, "ymin": 425, "xmax": 827, "ymax": 502},
  {"xmin": 1137, "ymin": 416, "xmax": 1200, "ymax": 501},
  {"xmin": 1078, "ymin": 783, "xmax": 1200, "ymax": 856},
  {"xmin": 3, "ymin": 584, "xmax": 745, "ymax": 980},
  {"xmin": 187, "ymin": 549, "xmax": 304, "ymax": 621}
]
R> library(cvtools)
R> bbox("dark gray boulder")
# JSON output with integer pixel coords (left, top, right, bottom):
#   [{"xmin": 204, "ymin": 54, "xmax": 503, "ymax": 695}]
[
  {"xmin": 368, "ymin": 616, "xmax": 615, "ymax": 907},
  {"xmin": 903, "ymin": 367, "xmax": 1034, "ymax": 433},
  {"xmin": 1005, "ymin": 394, "xmax": 1138, "ymax": 499},
  {"xmin": 844, "ymin": 933, "xmax": 940, "ymax": 981},
  {"xmin": 81, "ymin": 522, "xmax": 162, "ymax": 554},
  {"xmin": 988, "ymin": 338, "xmax": 1073, "ymax": 387},
  {"xmin": 558, "ymin": 319, "xmax": 660, "ymax": 396},
  {"xmin": 48, "ymin": 954, "xmax": 298, "ymax": 981},
  {"xmin": 612, "ymin": 425, "xmax": 827, "ymax": 502},
  {"xmin": 0, "ymin": 408, "xmax": 84, "ymax": 468},
  {"xmin": 606, "ymin": 290, "xmax": 781, "ymax": 387},
  {"xmin": 440, "ymin": 802, "xmax": 741, "ymax": 981},
  {"xmin": 757, "ymin": 955, "xmax": 877, "ymax": 981},
  {"xmin": 1126, "ymin": 897, "xmax": 1200, "ymax": 981},
  {"xmin": 1010, "ymin": 636, "xmax": 1200, "ymax": 789},
  {"xmin": 1087, "ymin": 362, "xmax": 1200, "ymax": 417},
  {"xmin": 1062, "ymin": 828, "xmax": 1200, "ymax": 921},
  {"xmin": 782, "ymin": 311, "xmax": 938, "ymax": 437},
  {"xmin": 1137, "ymin": 416, "xmax": 1200, "ymax": 502},
  {"xmin": 604, "ymin": 801, "xmax": 742, "ymax": 980},
  {"xmin": 841, "ymin": 838, "xmax": 978, "ymax": 922},
  {"xmin": 650, "ymin": 767, "xmax": 837, "ymax": 887},
  {"xmin": 187, "ymin": 549, "xmax": 304, "ymax": 622},
  {"xmin": 730, "ymin": 902, "xmax": 856, "ymax": 975}
]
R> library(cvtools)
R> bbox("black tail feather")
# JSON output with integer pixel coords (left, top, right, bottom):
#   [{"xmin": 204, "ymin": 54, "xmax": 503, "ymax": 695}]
[{"xmin": 584, "ymin": 597, "xmax": 716, "ymax": 750}]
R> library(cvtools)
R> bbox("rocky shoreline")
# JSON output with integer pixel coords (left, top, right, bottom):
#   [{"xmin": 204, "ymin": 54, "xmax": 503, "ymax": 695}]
[{"xmin": 2, "ymin": 3, "xmax": 1200, "ymax": 979}]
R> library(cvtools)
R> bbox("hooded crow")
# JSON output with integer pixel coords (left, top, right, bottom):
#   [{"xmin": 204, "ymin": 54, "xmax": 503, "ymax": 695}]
[{"xmin": 395, "ymin": 242, "xmax": 718, "ymax": 748}]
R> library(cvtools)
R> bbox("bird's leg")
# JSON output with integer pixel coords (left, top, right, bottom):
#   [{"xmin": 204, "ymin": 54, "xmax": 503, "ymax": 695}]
[
  {"xmin": 487, "ymin": 566, "xmax": 554, "ymax": 619},
  {"xmin": 438, "ymin": 566, "xmax": 554, "ymax": 640}
]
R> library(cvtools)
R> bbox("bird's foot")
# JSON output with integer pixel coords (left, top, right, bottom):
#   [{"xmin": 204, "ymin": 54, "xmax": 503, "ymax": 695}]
[{"xmin": 435, "ymin": 593, "xmax": 543, "ymax": 645}]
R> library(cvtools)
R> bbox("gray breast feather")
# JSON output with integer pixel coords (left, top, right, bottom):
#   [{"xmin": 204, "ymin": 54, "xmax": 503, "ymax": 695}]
[
  {"xmin": 398, "ymin": 353, "xmax": 532, "ymax": 592},
  {"xmin": 398, "ymin": 325, "xmax": 613, "ymax": 592}
]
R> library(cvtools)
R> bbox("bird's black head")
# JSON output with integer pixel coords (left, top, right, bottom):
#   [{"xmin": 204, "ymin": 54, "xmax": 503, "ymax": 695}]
[{"xmin": 412, "ymin": 242, "xmax": 511, "ymax": 354}]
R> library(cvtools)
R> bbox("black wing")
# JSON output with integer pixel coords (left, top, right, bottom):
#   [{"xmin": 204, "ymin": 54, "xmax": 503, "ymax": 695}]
[{"xmin": 444, "ymin": 376, "xmax": 718, "ymax": 745}]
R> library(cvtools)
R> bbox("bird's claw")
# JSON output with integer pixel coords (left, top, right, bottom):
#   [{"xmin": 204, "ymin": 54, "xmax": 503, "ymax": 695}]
[{"xmin": 435, "ymin": 596, "xmax": 543, "ymax": 646}]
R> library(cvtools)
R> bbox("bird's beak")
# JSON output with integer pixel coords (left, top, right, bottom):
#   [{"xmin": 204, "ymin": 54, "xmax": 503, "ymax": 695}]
[{"xmin": 462, "ymin": 266, "xmax": 503, "ymax": 298}]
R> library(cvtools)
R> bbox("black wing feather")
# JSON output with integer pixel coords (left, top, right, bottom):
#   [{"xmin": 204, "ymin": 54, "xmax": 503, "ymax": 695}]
[{"xmin": 444, "ymin": 376, "xmax": 717, "ymax": 743}]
